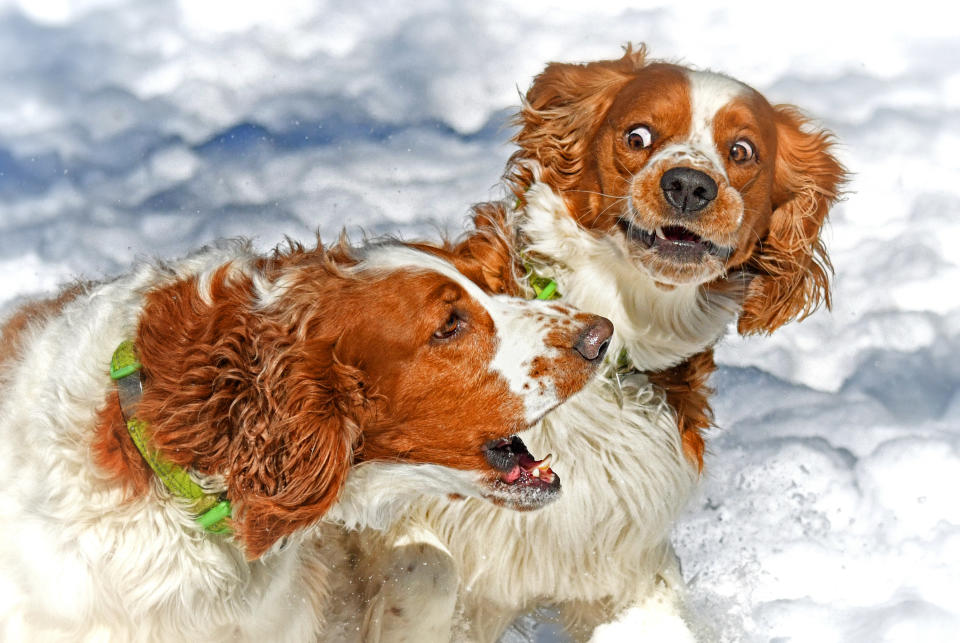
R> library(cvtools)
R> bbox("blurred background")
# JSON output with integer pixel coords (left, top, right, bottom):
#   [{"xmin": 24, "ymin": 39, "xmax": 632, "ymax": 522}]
[{"xmin": 1, "ymin": 1, "xmax": 958, "ymax": 641}]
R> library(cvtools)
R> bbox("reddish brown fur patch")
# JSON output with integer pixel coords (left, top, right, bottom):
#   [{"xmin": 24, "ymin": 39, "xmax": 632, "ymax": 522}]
[
  {"xmin": 131, "ymin": 261, "xmax": 368, "ymax": 559},
  {"xmin": 346, "ymin": 271, "xmax": 523, "ymax": 474},
  {"xmin": 409, "ymin": 202, "xmax": 523, "ymax": 297},
  {"xmin": 646, "ymin": 349, "xmax": 717, "ymax": 471},
  {"xmin": 529, "ymin": 318, "xmax": 607, "ymax": 400}
]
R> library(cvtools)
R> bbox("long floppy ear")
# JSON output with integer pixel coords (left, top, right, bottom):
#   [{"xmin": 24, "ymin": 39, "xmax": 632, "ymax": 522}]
[
  {"xmin": 507, "ymin": 44, "xmax": 646, "ymax": 199},
  {"xmin": 737, "ymin": 106, "xmax": 847, "ymax": 334},
  {"xmin": 231, "ymin": 333, "xmax": 368, "ymax": 559},
  {"xmin": 133, "ymin": 259, "xmax": 369, "ymax": 560}
]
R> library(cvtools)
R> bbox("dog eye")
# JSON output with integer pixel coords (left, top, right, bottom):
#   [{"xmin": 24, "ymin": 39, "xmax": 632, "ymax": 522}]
[
  {"xmin": 626, "ymin": 125, "xmax": 653, "ymax": 150},
  {"xmin": 433, "ymin": 312, "xmax": 461, "ymax": 340},
  {"xmin": 730, "ymin": 139, "xmax": 755, "ymax": 163}
]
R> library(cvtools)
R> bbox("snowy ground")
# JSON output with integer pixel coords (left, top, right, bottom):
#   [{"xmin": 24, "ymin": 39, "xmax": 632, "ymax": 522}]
[{"xmin": 1, "ymin": 1, "xmax": 958, "ymax": 641}]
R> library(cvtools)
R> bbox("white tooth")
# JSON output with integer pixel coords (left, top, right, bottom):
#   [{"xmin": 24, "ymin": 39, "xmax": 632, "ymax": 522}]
[
  {"xmin": 655, "ymin": 227, "xmax": 664, "ymax": 239},
  {"xmin": 531, "ymin": 468, "xmax": 540, "ymax": 478},
  {"xmin": 538, "ymin": 454, "xmax": 554, "ymax": 470}
]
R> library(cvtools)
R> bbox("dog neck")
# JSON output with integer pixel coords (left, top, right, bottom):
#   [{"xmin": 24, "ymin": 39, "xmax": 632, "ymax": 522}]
[{"xmin": 515, "ymin": 181, "xmax": 740, "ymax": 371}]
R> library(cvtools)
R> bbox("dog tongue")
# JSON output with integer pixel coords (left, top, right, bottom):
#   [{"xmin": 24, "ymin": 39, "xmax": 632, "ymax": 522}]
[
  {"xmin": 499, "ymin": 465, "xmax": 523, "ymax": 484},
  {"xmin": 496, "ymin": 453, "xmax": 555, "ymax": 484}
]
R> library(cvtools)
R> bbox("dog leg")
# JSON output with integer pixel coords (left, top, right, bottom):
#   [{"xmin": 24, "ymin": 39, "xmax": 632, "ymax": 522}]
[{"xmin": 361, "ymin": 528, "xmax": 458, "ymax": 643}]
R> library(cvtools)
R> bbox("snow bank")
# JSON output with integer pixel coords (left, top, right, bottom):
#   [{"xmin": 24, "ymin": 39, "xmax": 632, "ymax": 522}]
[{"xmin": 1, "ymin": 1, "xmax": 957, "ymax": 640}]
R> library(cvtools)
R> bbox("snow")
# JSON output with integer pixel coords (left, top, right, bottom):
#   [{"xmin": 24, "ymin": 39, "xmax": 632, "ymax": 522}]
[{"xmin": 1, "ymin": 0, "xmax": 958, "ymax": 641}]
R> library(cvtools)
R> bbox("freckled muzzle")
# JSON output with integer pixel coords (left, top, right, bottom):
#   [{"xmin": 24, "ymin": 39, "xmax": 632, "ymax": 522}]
[
  {"xmin": 617, "ymin": 157, "xmax": 741, "ymax": 282},
  {"xmin": 478, "ymin": 312, "xmax": 612, "ymax": 509}
]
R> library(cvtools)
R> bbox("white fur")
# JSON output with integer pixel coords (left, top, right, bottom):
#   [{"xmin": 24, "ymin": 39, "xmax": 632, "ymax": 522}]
[
  {"xmin": 0, "ymin": 240, "xmax": 592, "ymax": 642},
  {"xmin": 345, "ymin": 181, "xmax": 742, "ymax": 642},
  {"xmin": 686, "ymin": 71, "xmax": 747, "ymax": 179}
]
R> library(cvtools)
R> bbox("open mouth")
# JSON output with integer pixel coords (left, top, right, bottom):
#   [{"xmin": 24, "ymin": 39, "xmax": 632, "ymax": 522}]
[
  {"xmin": 481, "ymin": 436, "xmax": 560, "ymax": 510},
  {"xmin": 620, "ymin": 220, "xmax": 732, "ymax": 262}
]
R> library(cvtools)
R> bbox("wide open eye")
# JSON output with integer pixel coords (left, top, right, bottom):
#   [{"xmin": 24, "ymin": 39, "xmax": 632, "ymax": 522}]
[
  {"xmin": 626, "ymin": 125, "xmax": 654, "ymax": 150},
  {"xmin": 730, "ymin": 139, "xmax": 755, "ymax": 163},
  {"xmin": 433, "ymin": 311, "xmax": 461, "ymax": 340}
]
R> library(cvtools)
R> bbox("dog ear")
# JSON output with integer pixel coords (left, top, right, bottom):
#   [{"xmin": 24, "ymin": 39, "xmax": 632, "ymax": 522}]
[
  {"xmin": 132, "ymin": 260, "xmax": 369, "ymax": 559},
  {"xmin": 232, "ymin": 334, "xmax": 368, "ymax": 559},
  {"xmin": 453, "ymin": 202, "xmax": 521, "ymax": 296},
  {"xmin": 508, "ymin": 44, "xmax": 646, "ymax": 199},
  {"xmin": 737, "ymin": 106, "xmax": 847, "ymax": 334}
]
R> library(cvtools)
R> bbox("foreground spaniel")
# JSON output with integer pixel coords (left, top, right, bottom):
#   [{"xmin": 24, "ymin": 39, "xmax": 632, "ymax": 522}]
[
  {"xmin": 0, "ymin": 238, "xmax": 611, "ymax": 641},
  {"xmin": 354, "ymin": 46, "xmax": 846, "ymax": 641}
]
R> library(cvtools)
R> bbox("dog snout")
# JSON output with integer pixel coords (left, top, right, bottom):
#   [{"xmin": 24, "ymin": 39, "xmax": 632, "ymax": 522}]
[
  {"xmin": 572, "ymin": 316, "xmax": 614, "ymax": 361},
  {"xmin": 660, "ymin": 167, "xmax": 717, "ymax": 214}
]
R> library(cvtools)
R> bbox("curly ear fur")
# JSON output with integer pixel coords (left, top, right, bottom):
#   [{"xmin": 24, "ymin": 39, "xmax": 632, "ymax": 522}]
[
  {"xmin": 406, "ymin": 202, "xmax": 522, "ymax": 296},
  {"xmin": 133, "ymin": 261, "xmax": 369, "ymax": 559},
  {"xmin": 507, "ymin": 44, "xmax": 647, "ymax": 201},
  {"xmin": 453, "ymin": 202, "xmax": 523, "ymax": 295},
  {"xmin": 737, "ymin": 106, "xmax": 847, "ymax": 334},
  {"xmin": 228, "ymin": 334, "xmax": 367, "ymax": 559}
]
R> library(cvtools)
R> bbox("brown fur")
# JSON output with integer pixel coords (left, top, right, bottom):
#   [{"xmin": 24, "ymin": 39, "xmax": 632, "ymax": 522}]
[
  {"xmin": 91, "ymin": 394, "xmax": 153, "ymax": 497},
  {"xmin": 409, "ymin": 202, "xmax": 524, "ymax": 297},
  {"xmin": 646, "ymin": 349, "xmax": 717, "ymax": 470},
  {"xmin": 737, "ymin": 106, "xmax": 845, "ymax": 333}
]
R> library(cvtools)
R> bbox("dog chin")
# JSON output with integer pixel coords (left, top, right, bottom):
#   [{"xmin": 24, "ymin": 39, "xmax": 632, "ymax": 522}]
[
  {"xmin": 637, "ymin": 253, "xmax": 724, "ymax": 286},
  {"xmin": 617, "ymin": 234, "xmax": 725, "ymax": 286}
]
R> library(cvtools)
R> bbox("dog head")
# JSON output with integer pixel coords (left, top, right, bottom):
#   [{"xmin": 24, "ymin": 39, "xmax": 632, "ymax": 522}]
[
  {"xmin": 130, "ymin": 242, "xmax": 609, "ymax": 558},
  {"xmin": 510, "ymin": 45, "xmax": 847, "ymax": 333}
]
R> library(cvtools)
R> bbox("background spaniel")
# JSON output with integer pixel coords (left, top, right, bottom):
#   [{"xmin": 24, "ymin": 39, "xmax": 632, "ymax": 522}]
[
  {"xmin": 0, "ymin": 238, "xmax": 610, "ymax": 640},
  {"xmin": 353, "ymin": 45, "xmax": 846, "ymax": 641}
]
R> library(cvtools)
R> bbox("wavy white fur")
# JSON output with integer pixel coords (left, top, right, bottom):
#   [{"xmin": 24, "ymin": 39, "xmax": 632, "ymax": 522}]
[
  {"xmin": 0, "ymin": 242, "xmax": 334, "ymax": 642},
  {"xmin": 346, "ymin": 181, "xmax": 742, "ymax": 642}
]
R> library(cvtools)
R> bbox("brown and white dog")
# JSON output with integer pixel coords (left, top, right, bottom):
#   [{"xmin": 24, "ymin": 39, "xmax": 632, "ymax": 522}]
[
  {"xmin": 353, "ymin": 46, "xmax": 846, "ymax": 641},
  {"xmin": 0, "ymin": 237, "xmax": 610, "ymax": 641}
]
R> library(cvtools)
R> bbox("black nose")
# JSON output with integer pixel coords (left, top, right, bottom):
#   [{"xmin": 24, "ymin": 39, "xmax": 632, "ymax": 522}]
[
  {"xmin": 660, "ymin": 167, "xmax": 718, "ymax": 214},
  {"xmin": 573, "ymin": 316, "xmax": 614, "ymax": 361}
]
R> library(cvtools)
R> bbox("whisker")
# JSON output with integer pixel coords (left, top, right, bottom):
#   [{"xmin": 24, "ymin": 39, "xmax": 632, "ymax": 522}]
[
  {"xmin": 560, "ymin": 188, "xmax": 627, "ymax": 200},
  {"xmin": 558, "ymin": 187, "xmax": 633, "ymax": 226}
]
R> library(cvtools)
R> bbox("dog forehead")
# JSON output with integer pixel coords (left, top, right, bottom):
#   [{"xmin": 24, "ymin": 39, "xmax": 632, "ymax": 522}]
[
  {"xmin": 685, "ymin": 70, "xmax": 749, "ymax": 144},
  {"xmin": 641, "ymin": 70, "xmax": 750, "ymax": 179},
  {"xmin": 356, "ymin": 245, "xmax": 487, "ymax": 301}
]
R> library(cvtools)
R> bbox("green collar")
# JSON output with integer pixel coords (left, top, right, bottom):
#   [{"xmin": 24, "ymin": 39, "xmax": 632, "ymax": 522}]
[
  {"xmin": 525, "ymin": 263, "xmax": 561, "ymax": 301},
  {"xmin": 110, "ymin": 341, "xmax": 232, "ymax": 534}
]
